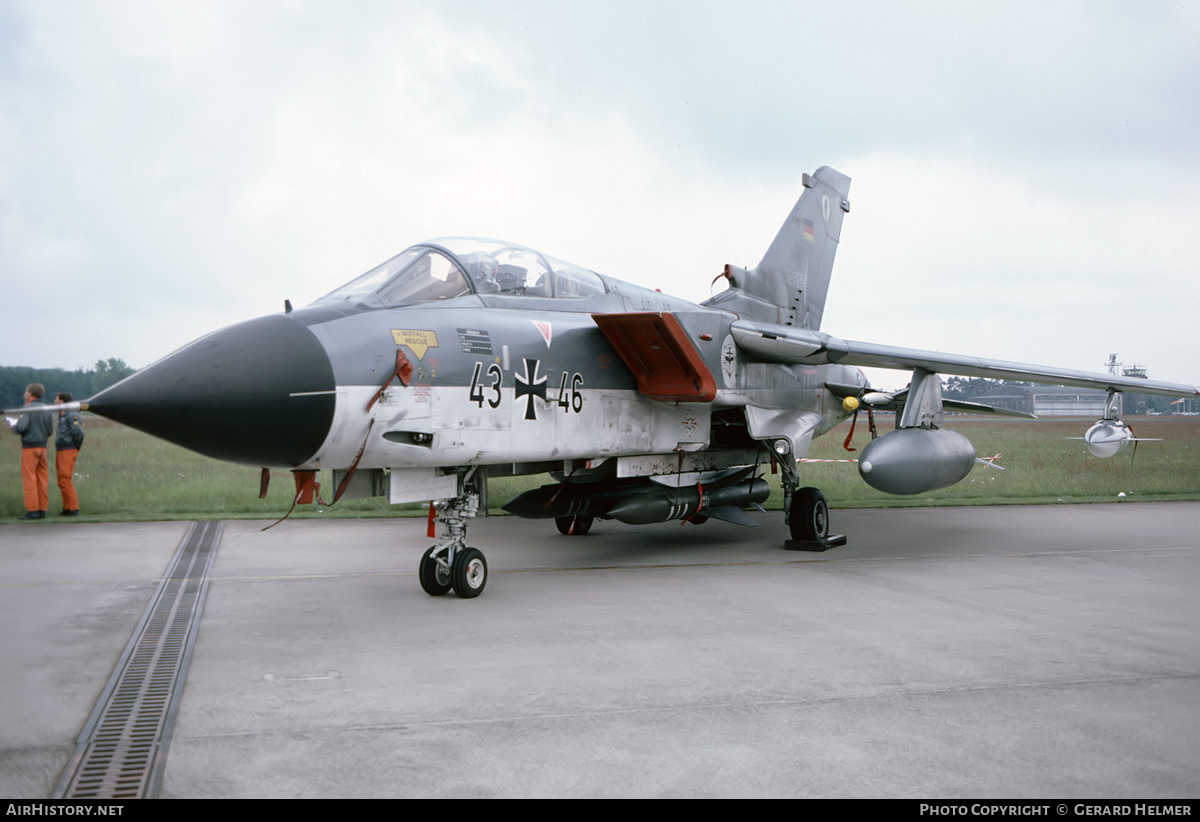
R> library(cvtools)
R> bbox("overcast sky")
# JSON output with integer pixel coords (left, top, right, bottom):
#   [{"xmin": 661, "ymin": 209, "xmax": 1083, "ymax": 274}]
[{"xmin": 2, "ymin": 0, "xmax": 1197, "ymax": 390}]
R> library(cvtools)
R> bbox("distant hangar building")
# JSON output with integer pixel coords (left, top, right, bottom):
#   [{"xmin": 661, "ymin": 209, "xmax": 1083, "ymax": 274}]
[
  {"xmin": 971, "ymin": 362, "xmax": 1183, "ymax": 416},
  {"xmin": 977, "ymin": 385, "xmax": 1117, "ymax": 417}
]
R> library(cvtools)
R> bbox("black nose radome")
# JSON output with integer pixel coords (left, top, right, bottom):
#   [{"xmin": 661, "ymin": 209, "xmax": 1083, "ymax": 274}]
[{"xmin": 89, "ymin": 314, "xmax": 336, "ymax": 467}]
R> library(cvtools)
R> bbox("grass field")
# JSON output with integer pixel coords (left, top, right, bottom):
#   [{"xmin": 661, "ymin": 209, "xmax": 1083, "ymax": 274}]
[{"xmin": 2, "ymin": 415, "xmax": 1199, "ymax": 522}]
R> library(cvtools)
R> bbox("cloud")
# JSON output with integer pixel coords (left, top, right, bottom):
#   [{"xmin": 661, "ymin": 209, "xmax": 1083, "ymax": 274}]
[
  {"xmin": 826, "ymin": 152, "xmax": 1200, "ymax": 386},
  {"xmin": 0, "ymin": 0, "xmax": 1196, "ymax": 390}
]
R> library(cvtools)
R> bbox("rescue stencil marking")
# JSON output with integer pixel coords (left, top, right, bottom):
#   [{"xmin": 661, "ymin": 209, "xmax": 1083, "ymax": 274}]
[{"xmin": 391, "ymin": 329, "xmax": 437, "ymax": 359}]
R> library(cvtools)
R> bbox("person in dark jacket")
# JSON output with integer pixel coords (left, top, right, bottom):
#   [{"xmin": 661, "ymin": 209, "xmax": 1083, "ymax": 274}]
[
  {"xmin": 54, "ymin": 392, "xmax": 85, "ymax": 516},
  {"xmin": 9, "ymin": 383, "xmax": 54, "ymax": 519}
]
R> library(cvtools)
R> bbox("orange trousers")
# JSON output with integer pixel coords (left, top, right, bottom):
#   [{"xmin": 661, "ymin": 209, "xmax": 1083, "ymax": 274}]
[
  {"xmin": 20, "ymin": 447, "xmax": 49, "ymax": 512},
  {"xmin": 56, "ymin": 448, "xmax": 79, "ymax": 512}
]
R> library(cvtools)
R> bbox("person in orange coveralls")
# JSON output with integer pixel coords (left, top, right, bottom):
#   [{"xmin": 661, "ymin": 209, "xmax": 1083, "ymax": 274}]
[
  {"xmin": 54, "ymin": 391, "xmax": 85, "ymax": 516},
  {"xmin": 9, "ymin": 383, "xmax": 53, "ymax": 520}
]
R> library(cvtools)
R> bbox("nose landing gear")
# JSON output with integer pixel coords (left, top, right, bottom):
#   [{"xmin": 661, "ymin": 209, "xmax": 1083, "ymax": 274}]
[{"xmin": 418, "ymin": 484, "xmax": 488, "ymax": 599}]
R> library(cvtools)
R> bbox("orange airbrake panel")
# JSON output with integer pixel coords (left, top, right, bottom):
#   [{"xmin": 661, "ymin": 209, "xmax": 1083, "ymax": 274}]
[{"xmin": 591, "ymin": 312, "xmax": 717, "ymax": 402}]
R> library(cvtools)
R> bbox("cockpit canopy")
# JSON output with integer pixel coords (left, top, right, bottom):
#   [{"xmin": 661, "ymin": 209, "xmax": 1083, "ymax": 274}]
[{"xmin": 313, "ymin": 238, "xmax": 608, "ymax": 308}]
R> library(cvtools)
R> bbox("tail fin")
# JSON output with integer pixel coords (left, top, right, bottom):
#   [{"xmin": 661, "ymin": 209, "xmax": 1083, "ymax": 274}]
[{"xmin": 710, "ymin": 167, "xmax": 851, "ymax": 329}]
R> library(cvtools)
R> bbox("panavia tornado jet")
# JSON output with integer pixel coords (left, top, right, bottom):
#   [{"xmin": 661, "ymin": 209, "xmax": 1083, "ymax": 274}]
[{"xmin": 16, "ymin": 167, "xmax": 1197, "ymax": 598}]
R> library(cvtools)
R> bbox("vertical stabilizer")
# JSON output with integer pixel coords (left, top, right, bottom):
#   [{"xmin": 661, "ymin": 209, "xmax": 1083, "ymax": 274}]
[{"xmin": 714, "ymin": 167, "xmax": 851, "ymax": 329}]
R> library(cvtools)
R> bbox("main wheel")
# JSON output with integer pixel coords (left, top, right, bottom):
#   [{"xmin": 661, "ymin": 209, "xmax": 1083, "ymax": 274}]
[
  {"xmin": 790, "ymin": 487, "xmax": 829, "ymax": 541},
  {"xmin": 452, "ymin": 547, "xmax": 488, "ymax": 598},
  {"xmin": 419, "ymin": 546, "xmax": 453, "ymax": 596},
  {"xmin": 555, "ymin": 515, "xmax": 594, "ymax": 535}
]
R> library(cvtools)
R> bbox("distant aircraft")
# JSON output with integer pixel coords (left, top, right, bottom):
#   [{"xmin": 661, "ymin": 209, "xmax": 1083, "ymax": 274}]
[{"xmin": 11, "ymin": 167, "xmax": 1196, "ymax": 598}]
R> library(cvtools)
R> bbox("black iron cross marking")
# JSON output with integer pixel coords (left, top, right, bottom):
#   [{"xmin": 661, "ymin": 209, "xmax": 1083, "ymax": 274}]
[{"xmin": 514, "ymin": 358, "xmax": 547, "ymax": 420}]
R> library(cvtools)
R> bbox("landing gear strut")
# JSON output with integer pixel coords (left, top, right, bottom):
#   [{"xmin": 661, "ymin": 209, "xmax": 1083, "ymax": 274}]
[{"xmin": 418, "ymin": 474, "xmax": 488, "ymax": 598}]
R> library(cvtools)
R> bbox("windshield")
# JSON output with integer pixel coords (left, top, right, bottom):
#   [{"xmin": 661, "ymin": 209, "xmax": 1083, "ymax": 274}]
[
  {"xmin": 313, "ymin": 247, "xmax": 471, "ymax": 308},
  {"xmin": 312, "ymin": 237, "xmax": 607, "ymax": 308}
]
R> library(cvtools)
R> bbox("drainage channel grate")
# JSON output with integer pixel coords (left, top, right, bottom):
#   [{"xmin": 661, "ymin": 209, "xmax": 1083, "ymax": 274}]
[{"xmin": 53, "ymin": 520, "xmax": 223, "ymax": 799}]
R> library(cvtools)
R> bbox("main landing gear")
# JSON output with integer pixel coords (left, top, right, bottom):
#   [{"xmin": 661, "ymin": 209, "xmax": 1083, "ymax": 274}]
[
  {"xmin": 779, "ymin": 458, "xmax": 846, "ymax": 552},
  {"xmin": 419, "ymin": 490, "xmax": 488, "ymax": 598},
  {"xmin": 784, "ymin": 485, "xmax": 846, "ymax": 551}
]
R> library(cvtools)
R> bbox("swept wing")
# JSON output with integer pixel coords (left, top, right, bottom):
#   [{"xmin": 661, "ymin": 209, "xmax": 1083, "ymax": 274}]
[{"xmin": 731, "ymin": 320, "xmax": 1199, "ymax": 399}]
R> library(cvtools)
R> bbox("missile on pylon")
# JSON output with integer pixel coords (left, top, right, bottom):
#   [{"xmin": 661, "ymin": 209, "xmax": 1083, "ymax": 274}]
[
  {"xmin": 1081, "ymin": 420, "xmax": 1133, "ymax": 458},
  {"xmin": 502, "ymin": 476, "xmax": 770, "ymax": 526},
  {"xmin": 604, "ymin": 478, "xmax": 770, "ymax": 525},
  {"xmin": 501, "ymin": 479, "xmax": 652, "ymax": 520},
  {"xmin": 1074, "ymin": 419, "xmax": 1161, "ymax": 458}
]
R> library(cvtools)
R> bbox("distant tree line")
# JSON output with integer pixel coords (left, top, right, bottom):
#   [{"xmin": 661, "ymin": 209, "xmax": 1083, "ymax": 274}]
[
  {"xmin": 0, "ymin": 358, "xmax": 136, "ymax": 407},
  {"xmin": 941, "ymin": 377, "xmax": 1031, "ymax": 401}
]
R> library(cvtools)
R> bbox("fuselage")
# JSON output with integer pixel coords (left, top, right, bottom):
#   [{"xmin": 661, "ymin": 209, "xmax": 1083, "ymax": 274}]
[{"xmin": 87, "ymin": 238, "xmax": 864, "ymax": 481}]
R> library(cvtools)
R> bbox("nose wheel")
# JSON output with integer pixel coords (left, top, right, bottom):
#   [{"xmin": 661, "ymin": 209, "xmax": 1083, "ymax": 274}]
[
  {"xmin": 451, "ymin": 548, "xmax": 487, "ymax": 598},
  {"xmin": 418, "ymin": 546, "xmax": 488, "ymax": 598},
  {"xmin": 419, "ymin": 489, "xmax": 489, "ymax": 598},
  {"xmin": 418, "ymin": 546, "xmax": 453, "ymax": 596}
]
